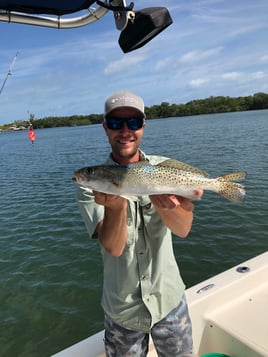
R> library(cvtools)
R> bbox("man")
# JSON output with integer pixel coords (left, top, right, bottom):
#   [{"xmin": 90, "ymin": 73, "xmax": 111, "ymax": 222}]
[{"xmin": 76, "ymin": 90, "xmax": 202, "ymax": 356}]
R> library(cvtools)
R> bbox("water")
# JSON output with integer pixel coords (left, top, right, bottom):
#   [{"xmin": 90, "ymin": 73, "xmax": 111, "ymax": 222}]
[{"xmin": 1, "ymin": 110, "xmax": 267, "ymax": 356}]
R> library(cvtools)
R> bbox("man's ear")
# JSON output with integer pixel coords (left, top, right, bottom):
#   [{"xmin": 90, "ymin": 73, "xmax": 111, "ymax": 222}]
[{"xmin": 103, "ymin": 122, "xmax": 108, "ymax": 135}]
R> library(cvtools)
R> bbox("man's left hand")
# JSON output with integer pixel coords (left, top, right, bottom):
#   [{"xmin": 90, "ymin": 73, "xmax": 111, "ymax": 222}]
[{"xmin": 149, "ymin": 190, "xmax": 203, "ymax": 211}]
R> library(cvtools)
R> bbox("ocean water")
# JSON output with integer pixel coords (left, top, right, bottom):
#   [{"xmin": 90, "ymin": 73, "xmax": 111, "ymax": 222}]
[{"xmin": 0, "ymin": 110, "xmax": 267, "ymax": 356}]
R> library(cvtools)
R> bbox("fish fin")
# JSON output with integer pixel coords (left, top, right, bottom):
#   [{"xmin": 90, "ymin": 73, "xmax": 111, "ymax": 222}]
[
  {"xmin": 218, "ymin": 182, "xmax": 246, "ymax": 203},
  {"xmin": 218, "ymin": 171, "xmax": 247, "ymax": 181},
  {"xmin": 99, "ymin": 167, "xmax": 123, "ymax": 188},
  {"xmin": 217, "ymin": 171, "xmax": 247, "ymax": 202},
  {"xmin": 112, "ymin": 180, "xmax": 121, "ymax": 188},
  {"xmin": 157, "ymin": 159, "xmax": 210, "ymax": 177},
  {"xmin": 120, "ymin": 195, "xmax": 139, "ymax": 201}
]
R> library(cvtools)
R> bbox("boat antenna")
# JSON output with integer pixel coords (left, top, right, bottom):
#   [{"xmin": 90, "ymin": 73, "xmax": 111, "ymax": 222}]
[{"xmin": 0, "ymin": 52, "xmax": 19, "ymax": 96}]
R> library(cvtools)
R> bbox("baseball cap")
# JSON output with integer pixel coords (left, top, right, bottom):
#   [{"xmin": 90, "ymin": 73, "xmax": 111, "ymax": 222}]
[{"xmin": 104, "ymin": 90, "xmax": 145, "ymax": 118}]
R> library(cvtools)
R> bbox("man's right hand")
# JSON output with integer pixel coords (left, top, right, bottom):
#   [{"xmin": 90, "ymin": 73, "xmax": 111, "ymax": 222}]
[{"xmin": 93, "ymin": 191, "xmax": 127, "ymax": 210}]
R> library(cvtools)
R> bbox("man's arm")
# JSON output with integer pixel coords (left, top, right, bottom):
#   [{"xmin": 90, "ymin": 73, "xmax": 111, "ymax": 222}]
[
  {"xmin": 94, "ymin": 191, "xmax": 128, "ymax": 256},
  {"xmin": 149, "ymin": 191, "xmax": 203, "ymax": 238}
]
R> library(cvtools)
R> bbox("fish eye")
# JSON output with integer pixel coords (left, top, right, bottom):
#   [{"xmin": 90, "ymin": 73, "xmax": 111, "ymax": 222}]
[{"xmin": 85, "ymin": 167, "xmax": 94, "ymax": 175}]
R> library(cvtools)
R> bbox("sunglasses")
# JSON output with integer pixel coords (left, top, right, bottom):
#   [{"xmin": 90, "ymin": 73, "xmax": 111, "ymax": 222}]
[{"xmin": 105, "ymin": 117, "xmax": 144, "ymax": 131}]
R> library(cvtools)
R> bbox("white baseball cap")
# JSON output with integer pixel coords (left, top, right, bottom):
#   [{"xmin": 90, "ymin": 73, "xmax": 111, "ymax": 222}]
[{"xmin": 104, "ymin": 90, "xmax": 145, "ymax": 118}]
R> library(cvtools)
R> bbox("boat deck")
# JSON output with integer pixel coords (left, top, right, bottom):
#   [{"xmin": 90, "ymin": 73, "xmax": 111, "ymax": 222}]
[
  {"xmin": 187, "ymin": 251, "xmax": 268, "ymax": 356},
  {"xmin": 52, "ymin": 251, "xmax": 268, "ymax": 357}
]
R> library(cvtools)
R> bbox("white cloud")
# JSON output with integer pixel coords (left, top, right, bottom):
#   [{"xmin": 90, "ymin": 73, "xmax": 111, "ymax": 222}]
[
  {"xmin": 221, "ymin": 72, "xmax": 242, "ymax": 80},
  {"xmin": 103, "ymin": 54, "xmax": 147, "ymax": 75},
  {"xmin": 251, "ymin": 72, "xmax": 266, "ymax": 79},
  {"xmin": 180, "ymin": 47, "xmax": 223, "ymax": 64},
  {"xmin": 189, "ymin": 78, "xmax": 209, "ymax": 87},
  {"xmin": 229, "ymin": 24, "xmax": 266, "ymax": 38},
  {"xmin": 260, "ymin": 55, "xmax": 268, "ymax": 63},
  {"xmin": 221, "ymin": 71, "xmax": 266, "ymax": 81},
  {"xmin": 154, "ymin": 58, "xmax": 173, "ymax": 72}
]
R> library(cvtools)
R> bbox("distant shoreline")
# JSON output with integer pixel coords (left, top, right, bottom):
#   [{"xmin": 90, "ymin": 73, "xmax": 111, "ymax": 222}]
[{"xmin": 1, "ymin": 92, "xmax": 267, "ymax": 132}]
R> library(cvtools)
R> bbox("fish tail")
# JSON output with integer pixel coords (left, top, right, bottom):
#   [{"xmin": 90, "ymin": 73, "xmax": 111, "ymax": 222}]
[
  {"xmin": 217, "ymin": 171, "xmax": 247, "ymax": 203},
  {"xmin": 218, "ymin": 182, "xmax": 246, "ymax": 202}
]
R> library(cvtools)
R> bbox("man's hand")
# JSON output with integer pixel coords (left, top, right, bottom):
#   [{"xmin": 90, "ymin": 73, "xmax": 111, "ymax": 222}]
[
  {"xmin": 149, "ymin": 190, "xmax": 203, "ymax": 238},
  {"xmin": 93, "ymin": 191, "xmax": 128, "ymax": 256},
  {"xmin": 93, "ymin": 191, "xmax": 127, "ymax": 210},
  {"xmin": 149, "ymin": 189, "xmax": 203, "ymax": 211}
]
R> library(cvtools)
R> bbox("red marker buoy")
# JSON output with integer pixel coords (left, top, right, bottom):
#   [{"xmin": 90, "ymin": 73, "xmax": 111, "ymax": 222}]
[{"xmin": 28, "ymin": 126, "xmax": 36, "ymax": 143}]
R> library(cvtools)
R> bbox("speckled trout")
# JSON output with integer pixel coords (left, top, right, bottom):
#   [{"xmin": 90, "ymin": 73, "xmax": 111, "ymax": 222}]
[{"xmin": 73, "ymin": 159, "xmax": 247, "ymax": 203}]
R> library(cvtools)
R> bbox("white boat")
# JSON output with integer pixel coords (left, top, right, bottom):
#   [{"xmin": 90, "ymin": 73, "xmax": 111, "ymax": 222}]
[
  {"xmin": 51, "ymin": 251, "xmax": 268, "ymax": 357},
  {"xmin": 2, "ymin": 5, "xmax": 266, "ymax": 353}
]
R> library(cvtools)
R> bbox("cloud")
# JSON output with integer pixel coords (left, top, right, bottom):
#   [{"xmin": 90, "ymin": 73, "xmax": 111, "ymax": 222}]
[
  {"xmin": 221, "ymin": 72, "xmax": 242, "ymax": 80},
  {"xmin": 251, "ymin": 71, "xmax": 266, "ymax": 79},
  {"xmin": 228, "ymin": 24, "xmax": 266, "ymax": 38},
  {"xmin": 103, "ymin": 53, "xmax": 147, "ymax": 75},
  {"xmin": 154, "ymin": 58, "xmax": 173, "ymax": 72},
  {"xmin": 180, "ymin": 47, "xmax": 223, "ymax": 64},
  {"xmin": 189, "ymin": 78, "xmax": 209, "ymax": 87},
  {"xmin": 260, "ymin": 54, "xmax": 268, "ymax": 63},
  {"xmin": 221, "ymin": 71, "xmax": 266, "ymax": 81}
]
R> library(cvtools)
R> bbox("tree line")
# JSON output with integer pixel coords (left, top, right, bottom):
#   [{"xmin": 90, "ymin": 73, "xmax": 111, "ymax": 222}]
[
  {"xmin": 1, "ymin": 92, "xmax": 268, "ymax": 130},
  {"xmin": 145, "ymin": 92, "xmax": 268, "ymax": 118}
]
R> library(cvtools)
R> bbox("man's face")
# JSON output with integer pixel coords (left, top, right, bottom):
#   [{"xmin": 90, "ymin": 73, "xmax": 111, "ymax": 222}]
[{"xmin": 103, "ymin": 108, "xmax": 146, "ymax": 164}]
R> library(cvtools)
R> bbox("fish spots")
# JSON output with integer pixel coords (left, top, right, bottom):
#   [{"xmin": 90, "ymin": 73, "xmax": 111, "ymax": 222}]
[{"xmin": 74, "ymin": 162, "xmax": 247, "ymax": 203}]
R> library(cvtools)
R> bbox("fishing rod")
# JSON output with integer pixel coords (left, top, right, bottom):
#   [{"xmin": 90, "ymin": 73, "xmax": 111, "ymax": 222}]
[{"xmin": 0, "ymin": 51, "xmax": 19, "ymax": 96}]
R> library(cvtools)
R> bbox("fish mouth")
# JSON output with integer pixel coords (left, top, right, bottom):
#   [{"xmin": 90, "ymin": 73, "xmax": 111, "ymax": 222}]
[{"xmin": 72, "ymin": 172, "xmax": 81, "ymax": 182}]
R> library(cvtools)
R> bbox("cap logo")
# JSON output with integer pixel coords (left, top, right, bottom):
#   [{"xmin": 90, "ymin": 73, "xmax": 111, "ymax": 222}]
[{"xmin": 110, "ymin": 95, "xmax": 139, "ymax": 105}]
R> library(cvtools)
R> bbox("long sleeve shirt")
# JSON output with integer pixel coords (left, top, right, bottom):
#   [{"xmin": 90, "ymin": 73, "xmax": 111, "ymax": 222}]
[{"xmin": 75, "ymin": 151, "xmax": 185, "ymax": 332}]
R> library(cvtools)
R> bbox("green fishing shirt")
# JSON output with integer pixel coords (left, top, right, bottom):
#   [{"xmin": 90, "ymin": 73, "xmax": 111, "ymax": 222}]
[{"xmin": 76, "ymin": 151, "xmax": 185, "ymax": 333}]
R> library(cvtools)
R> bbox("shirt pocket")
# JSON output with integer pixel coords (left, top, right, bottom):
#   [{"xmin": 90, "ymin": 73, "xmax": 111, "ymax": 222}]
[
  {"xmin": 139, "ymin": 196, "xmax": 168, "ymax": 239},
  {"xmin": 126, "ymin": 217, "xmax": 136, "ymax": 246},
  {"xmin": 125, "ymin": 201, "xmax": 137, "ymax": 246}
]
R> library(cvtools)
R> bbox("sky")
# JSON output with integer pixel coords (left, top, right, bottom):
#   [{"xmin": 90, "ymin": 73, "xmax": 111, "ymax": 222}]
[{"xmin": 0, "ymin": 0, "xmax": 268, "ymax": 124}]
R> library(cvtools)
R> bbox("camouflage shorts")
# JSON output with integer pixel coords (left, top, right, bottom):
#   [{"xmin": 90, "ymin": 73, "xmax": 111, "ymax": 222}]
[{"xmin": 104, "ymin": 294, "xmax": 195, "ymax": 357}]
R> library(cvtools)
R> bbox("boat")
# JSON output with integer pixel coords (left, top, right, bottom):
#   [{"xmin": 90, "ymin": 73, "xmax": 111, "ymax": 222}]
[
  {"xmin": 0, "ymin": 0, "xmax": 173, "ymax": 53},
  {"xmin": 1, "ymin": 3, "xmax": 267, "ymax": 356},
  {"xmin": 51, "ymin": 251, "xmax": 268, "ymax": 357}
]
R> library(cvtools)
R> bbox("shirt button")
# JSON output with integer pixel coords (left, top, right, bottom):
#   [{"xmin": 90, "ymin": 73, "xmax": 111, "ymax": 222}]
[
  {"xmin": 139, "ymin": 251, "xmax": 144, "ymax": 255},
  {"xmin": 142, "ymin": 275, "xmax": 147, "ymax": 280}
]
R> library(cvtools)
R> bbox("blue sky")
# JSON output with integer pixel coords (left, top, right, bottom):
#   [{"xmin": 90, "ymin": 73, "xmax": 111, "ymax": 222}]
[{"xmin": 0, "ymin": 0, "xmax": 268, "ymax": 124}]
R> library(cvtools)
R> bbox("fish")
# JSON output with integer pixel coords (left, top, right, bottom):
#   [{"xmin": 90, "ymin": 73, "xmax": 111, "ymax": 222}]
[{"xmin": 73, "ymin": 159, "xmax": 247, "ymax": 203}]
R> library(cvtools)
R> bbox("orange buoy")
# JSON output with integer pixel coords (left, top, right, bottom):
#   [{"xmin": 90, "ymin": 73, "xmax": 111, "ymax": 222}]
[{"xmin": 28, "ymin": 126, "xmax": 36, "ymax": 143}]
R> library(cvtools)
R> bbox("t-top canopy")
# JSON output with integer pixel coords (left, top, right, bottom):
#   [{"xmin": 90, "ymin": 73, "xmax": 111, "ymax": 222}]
[{"xmin": 0, "ymin": 0, "xmax": 96, "ymax": 15}]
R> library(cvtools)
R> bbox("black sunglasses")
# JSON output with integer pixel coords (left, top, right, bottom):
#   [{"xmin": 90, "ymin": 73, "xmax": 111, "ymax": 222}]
[{"xmin": 105, "ymin": 117, "xmax": 144, "ymax": 131}]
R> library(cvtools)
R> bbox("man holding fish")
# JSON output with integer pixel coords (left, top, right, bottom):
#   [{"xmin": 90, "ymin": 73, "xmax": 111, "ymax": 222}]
[{"xmin": 75, "ymin": 90, "xmax": 204, "ymax": 356}]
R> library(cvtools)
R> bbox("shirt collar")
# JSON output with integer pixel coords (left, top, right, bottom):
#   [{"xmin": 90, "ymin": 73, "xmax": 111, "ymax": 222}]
[{"xmin": 106, "ymin": 149, "xmax": 148, "ymax": 165}]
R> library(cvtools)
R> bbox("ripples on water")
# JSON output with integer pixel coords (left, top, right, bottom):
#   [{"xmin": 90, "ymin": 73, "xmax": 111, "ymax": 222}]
[{"xmin": 0, "ymin": 111, "xmax": 267, "ymax": 356}]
